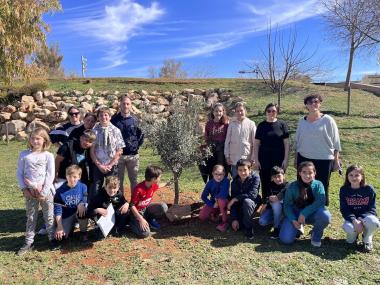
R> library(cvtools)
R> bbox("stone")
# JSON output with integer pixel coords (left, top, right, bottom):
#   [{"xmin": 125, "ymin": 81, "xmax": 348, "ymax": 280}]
[
  {"xmin": 26, "ymin": 119, "xmax": 50, "ymax": 133},
  {"xmin": 78, "ymin": 96, "xmax": 87, "ymax": 102},
  {"xmin": 1, "ymin": 134, "xmax": 15, "ymax": 141},
  {"xmin": 157, "ymin": 97, "xmax": 170, "ymax": 106},
  {"xmin": 42, "ymin": 101, "xmax": 58, "ymax": 111},
  {"xmin": 43, "ymin": 90, "xmax": 57, "ymax": 97},
  {"xmin": 188, "ymin": 94, "xmax": 204, "ymax": 104},
  {"xmin": 100, "ymin": 90, "xmax": 109, "ymax": 96},
  {"xmin": 194, "ymin": 88, "xmax": 204, "ymax": 95},
  {"xmin": 84, "ymin": 95, "xmax": 92, "ymax": 101},
  {"xmin": 132, "ymin": 99, "xmax": 142, "ymax": 107},
  {"xmin": 81, "ymin": 102, "xmax": 94, "ymax": 113},
  {"xmin": 206, "ymin": 93, "xmax": 219, "ymax": 107},
  {"xmin": 7, "ymin": 120, "xmax": 27, "ymax": 135},
  {"xmin": 33, "ymin": 108, "xmax": 51, "ymax": 119},
  {"xmin": 48, "ymin": 111, "xmax": 68, "ymax": 123},
  {"xmin": 109, "ymin": 108, "xmax": 117, "ymax": 116},
  {"xmin": 49, "ymin": 95, "xmax": 62, "ymax": 102},
  {"xmin": 72, "ymin": 90, "xmax": 83, "ymax": 96},
  {"xmin": 26, "ymin": 112, "xmax": 36, "ymax": 122},
  {"xmin": 34, "ymin": 91, "xmax": 44, "ymax": 102},
  {"xmin": 182, "ymin": 88, "xmax": 194, "ymax": 94},
  {"xmin": 96, "ymin": 99, "xmax": 108, "ymax": 106},
  {"xmin": 11, "ymin": 111, "xmax": 28, "ymax": 120},
  {"xmin": 3, "ymin": 105, "xmax": 17, "ymax": 113},
  {"xmin": 85, "ymin": 88, "xmax": 94, "ymax": 95},
  {"xmin": 140, "ymin": 90, "xmax": 149, "ymax": 96},
  {"xmin": 107, "ymin": 95, "xmax": 118, "ymax": 101},
  {"xmin": 16, "ymin": 131, "xmax": 28, "ymax": 141},
  {"xmin": 112, "ymin": 100, "xmax": 119, "ymax": 109},
  {"xmin": 114, "ymin": 90, "xmax": 119, "ymax": 96},
  {"xmin": 19, "ymin": 96, "xmax": 36, "ymax": 112},
  {"xmin": 149, "ymin": 104, "xmax": 165, "ymax": 113},
  {"xmin": 131, "ymin": 105, "xmax": 142, "ymax": 115},
  {"xmin": 0, "ymin": 112, "xmax": 12, "ymax": 122}
]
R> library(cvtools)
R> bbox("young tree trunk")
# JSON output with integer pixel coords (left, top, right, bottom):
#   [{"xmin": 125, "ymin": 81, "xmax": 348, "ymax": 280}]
[
  {"xmin": 277, "ymin": 88, "xmax": 282, "ymax": 113},
  {"xmin": 344, "ymin": 43, "xmax": 356, "ymax": 91},
  {"xmin": 173, "ymin": 171, "xmax": 180, "ymax": 205}
]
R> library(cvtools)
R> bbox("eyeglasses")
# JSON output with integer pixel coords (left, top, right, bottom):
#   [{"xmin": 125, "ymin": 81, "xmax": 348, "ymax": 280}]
[
  {"xmin": 213, "ymin": 173, "xmax": 224, "ymax": 176},
  {"xmin": 266, "ymin": 109, "xmax": 277, "ymax": 113},
  {"xmin": 307, "ymin": 100, "xmax": 320, "ymax": 105},
  {"xmin": 69, "ymin": 112, "xmax": 80, "ymax": 116}
]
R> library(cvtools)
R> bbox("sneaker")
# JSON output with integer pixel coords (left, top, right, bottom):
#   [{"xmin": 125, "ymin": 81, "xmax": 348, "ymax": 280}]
[
  {"xmin": 17, "ymin": 243, "xmax": 34, "ymax": 256},
  {"xmin": 311, "ymin": 239, "xmax": 321, "ymax": 247},
  {"xmin": 37, "ymin": 226, "xmax": 47, "ymax": 235},
  {"xmin": 50, "ymin": 239, "xmax": 61, "ymax": 251},
  {"xmin": 79, "ymin": 232, "xmax": 92, "ymax": 246},
  {"xmin": 216, "ymin": 222, "xmax": 228, "ymax": 232},
  {"xmin": 245, "ymin": 228, "xmax": 254, "ymax": 240},
  {"xmin": 74, "ymin": 222, "xmax": 80, "ymax": 229},
  {"xmin": 363, "ymin": 242, "xmax": 373, "ymax": 253},
  {"xmin": 269, "ymin": 228, "xmax": 280, "ymax": 240},
  {"xmin": 148, "ymin": 219, "xmax": 161, "ymax": 230}
]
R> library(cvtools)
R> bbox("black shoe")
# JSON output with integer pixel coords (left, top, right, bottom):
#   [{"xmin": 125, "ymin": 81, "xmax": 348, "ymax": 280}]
[
  {"xmin": 245, "ymin": 228, "xmax": 254, "ymax": 240},
  {"xmin": 17, "ymin": 243, "xmax": 34, "ymax": 256},
  {"xmin": 50, "ymin": 239, "xmax": 61, "ymax": 251},
  {"xmin": 270, "ymin": 228, "xmax": 280, "ymax": 240}
]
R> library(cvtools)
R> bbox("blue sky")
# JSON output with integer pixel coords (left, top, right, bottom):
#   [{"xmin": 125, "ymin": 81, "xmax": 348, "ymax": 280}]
[{"xmin": 45, "ymin": 0, "xmax": 380, "ymax": 81}]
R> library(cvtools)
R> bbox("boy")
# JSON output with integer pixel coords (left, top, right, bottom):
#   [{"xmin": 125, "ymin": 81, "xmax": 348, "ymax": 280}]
[
  {"xmin": 53, "ymin": 165, "xmax": 89, "ymax": 246},
  {"xmin": 129, "ymin": 166, "xmax": 168, "ymax": 238},
  {"xmin": 87, "ymin": 176, "xmax": 130, "ymax": 236}
]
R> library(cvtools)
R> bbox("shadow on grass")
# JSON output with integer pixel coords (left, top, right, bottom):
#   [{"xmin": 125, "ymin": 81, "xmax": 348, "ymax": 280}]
[{"xmin": 0, "ymin": 209, "xmax": 26, "ymax": 233}]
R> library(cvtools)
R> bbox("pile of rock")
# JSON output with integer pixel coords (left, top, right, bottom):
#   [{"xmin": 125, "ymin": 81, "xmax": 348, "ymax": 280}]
[{"xmin": 0, "ymin": 87, "xmax": 241, "ymax": 141}]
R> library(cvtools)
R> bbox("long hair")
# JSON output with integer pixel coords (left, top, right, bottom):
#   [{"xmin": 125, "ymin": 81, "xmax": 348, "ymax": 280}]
[
  {"xmin": 296, "ymin": 161, "xmax": 316, "ymax": 200},
  {"xmin": 27, "ymin": 127, "xmax": 51, "ymax": 151},
  {"xmin": 210, "ymin": 103, "xmax": 228, "ymax": 124},
  {"xmin": 344, "ymin": 164, "xmax": 366, "ymax": 187}
]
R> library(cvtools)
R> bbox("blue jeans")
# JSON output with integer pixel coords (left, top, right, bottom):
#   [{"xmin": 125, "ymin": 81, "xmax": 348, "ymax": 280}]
[
  {"xmin": 259, "ymin": 201, "xmax": 283, "ymax": 229},
  {"xmin": 279, "ymin": 207, "xmax": 331, "ymax": 244}
]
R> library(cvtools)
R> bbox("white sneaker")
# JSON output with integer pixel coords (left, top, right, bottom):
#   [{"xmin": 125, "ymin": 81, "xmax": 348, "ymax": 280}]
[
  {"xmin": 311, "ymin": 239, "xmax": 321, "ymax": 247},
  {"xmin": 37, "ymin": 227, "xmax": 47, "ymax": 235}
]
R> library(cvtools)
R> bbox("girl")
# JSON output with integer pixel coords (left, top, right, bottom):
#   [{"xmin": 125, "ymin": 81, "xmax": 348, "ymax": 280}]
[
  {"xmin": 340, "ymin": 165, "xmax": 379, "ymax": 252},
  {"xmin": 16, "ymin": 128, "xmax": 56, "ymax": 255},
  {"xmin": 254, "ymin": 103, "xmax": 289, "ymax": 201},
  {"xmin": 224, "ymin": 102, "xmax": 256, "ymax": 178},
  {"xmin": 200, "ymin": 103, "xmax": 229, "ymax": 183},
  {"xmin": 227, "ymin": 159, "xmax": 261, "ymax": 239},
  {"xmin": 280, "ymin": 161, "xmax": 331, "ymax": 247},
  {"xmin": 199, "ymin": 165, "xmax": 230, "ymax": 232},
  {"xmin": 259, "ymin": 166, "xmax": 288, "ymax": 239}
]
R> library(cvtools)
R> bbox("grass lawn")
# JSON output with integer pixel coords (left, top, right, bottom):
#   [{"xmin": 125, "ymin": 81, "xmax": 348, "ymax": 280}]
[{"xmin": 0, "ymin": 79, "xmax": 380, "ymax": 284}]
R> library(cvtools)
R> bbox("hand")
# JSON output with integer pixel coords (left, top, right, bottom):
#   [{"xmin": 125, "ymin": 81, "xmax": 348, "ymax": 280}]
[
  {"xmin": 227, "ymin": 198, "xmax": 238, "ymax": 210},
  {"xmin": 353, "ymin": 219, "xmax": 364, "ymax": 234},
  {"xmin": 97, "ymin": 164, "xmax": 108, "ymax": 174},
  {"xmin": 298, "ymin": 214, "xmax": 306, "ymax": 225},
  {"xmin": 292, "ymin": 220, "xmax": 301, "ymax": 230},
  {"xmin": 23, "ymin": 189, "xmax": 34, "ymax": 199},
  {"xmin": 281, "ymin": 160, "xmax": 288, "ymax": 171},
  {"xmin": 138, "ymin": 217, "xmax": 150, "ymax": 231},
  {"xmin": 97, "ymin": 208, "xmax": 108, "ymax": 217},
  {"xmin": 268, "ymin": 195, "xmax": 279, "ymax": 203},
  {"xmin": 119, "ymin": 202, "xmax": 129, "ymax": 214},
  {"xmin": 24, "ymin": 178, "xmax": 33, "ymax": 187},
  {"xmin": 231, "ymin": 220, "xmax": 239, "ymax": 231},
  {"xmin": 259, "ymin": 203, "xmax": 267, "ymax": 214},
  {"xmin": 55, "ymin": 226, "xmax": 65, "ymax": 240},
  {"xmin": 213, "ymin": 201, "xmax": 218, "ymax": 209},
  {"xmin": 77, "ymin": 203, "xmax": 86, "ymax": 218}
]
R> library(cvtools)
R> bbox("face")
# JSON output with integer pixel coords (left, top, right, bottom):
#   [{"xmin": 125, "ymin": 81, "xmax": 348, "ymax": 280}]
[
  {"xmin": 299, "ymin": 166, "xmax": 316, "ymax": 184},
  {"xmin": 105, "ymin": 184, "xmax": 119, "ymax": 197},
  {"xmin": 272, "ymin": 173, "xmax": 284, "ymax": 185},
  {"xmin": 30, "ymin": 134, "xmax": 45, "ymax": 151},
  {"xmin": 98, "ymin": 111, "xmax": 111, "ymax": 126},
  {"xmin": 347, "ymin": 169, "xmax": 363, "ymax": 187},
  {"xmin": 235, "ymin": 106, "xmax": 246, "ymax": 120},
  {"xmin": 150, "ymin": 175, "xmax": 161, "ymax": 185},
  {"xmin": 306, "ymin": 98, "xmax": 321, "ymax": 113},
  {"xmin": 83, "ymin": 116, "xmax": 96, "ymax": 130},
  {"xmin": 213, "ymin": 106, "xmax": 224, "ymax": 121},
  {"xmin": 68, "ymin": 108, "xmax": 81, "ymax": 124},
  {"xmin": 266, "ymin": 107, "xmax": 278, "ymax": 121},
  {"xmin": 80, "ymin": 136, "xmax": 93, "ymax": 149},
  {"xmin": 238, "ymin": 165, "xmax": 250, "ymax": 181},
  {"xmin": 120, "ymin": 97, "xmax": 132, "ymax": 115},
  {"xmin": 212, "ymin": 168, "xmax": 225, "ymax": 182},
  {"xmin": 67, "ymin": 173, "xmax": 80, "ymax": 188}
]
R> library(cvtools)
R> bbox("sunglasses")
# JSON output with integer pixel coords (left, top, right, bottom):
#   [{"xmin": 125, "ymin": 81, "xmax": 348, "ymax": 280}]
[
  {"xmin": 69, "ymin": 112, "xmax": 80, "ymax": 116},
  {"xmin": 266, "ymin": 109, "xmax": 277, "ymax": 113}
]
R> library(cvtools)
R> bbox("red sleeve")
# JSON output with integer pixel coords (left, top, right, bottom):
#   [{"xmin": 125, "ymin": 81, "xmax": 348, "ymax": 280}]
[{"xmin": 131, "ymin": 185, "xmax": 141, "ymax": 205}]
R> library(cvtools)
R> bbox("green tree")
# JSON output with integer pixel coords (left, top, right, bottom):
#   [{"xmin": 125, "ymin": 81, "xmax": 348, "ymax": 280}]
[
  {"xmin": 33, "ymin": 42, "xmax": 64, "ymax": 78},
  {"xmin": 0, "ymin": 0, "xmax": 61, "ymax": 84}
]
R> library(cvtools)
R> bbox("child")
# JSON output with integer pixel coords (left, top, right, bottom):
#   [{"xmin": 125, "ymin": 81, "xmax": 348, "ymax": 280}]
[
  {"xmin": 280, "ymin": 161, "xmax": 331, "ymax": 247},
  {"xmin": 53, "ymin": 165, "xmax": 89, "ymax": 245},
  {"xmin": 87, "ymin": 176, "xmax": 129, "ymax": 236},
  {"xmin": 224, "ymin": 102, "xmax": 256, "ymax": 178},
  {"xmin": 227, "ymin": 159, "xmax": 261, "ymax": 239},
  {"xmin": 129, "ymin": 166, "xmax": 168, "ymax": 238},
  {"xmin": 259, "ymin": 166, "xmax": 288, "ymax": 239},
  {"xmin": 16, "ymin": 128, "xmax": 56, "ymax": 255},
  {"xmin": 199, "ymin": 165, "xmax": 230, "ymax": 232},
  {"xmin": 340, "ymin": 165, "xmax": 380, "ymax": 252}
]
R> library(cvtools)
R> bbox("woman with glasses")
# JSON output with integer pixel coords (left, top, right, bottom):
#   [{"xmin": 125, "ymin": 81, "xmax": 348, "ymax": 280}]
[
  {"xmin": 49, "ymin": 106, "xmax": 83, "ymax": 145},
  {"xmin": 253, "ymin": 103, "xmax": 289, "ymax": 201},
  {"xmin": 294, "ymin": 94, "xmax": 341, "ymax": 206}
]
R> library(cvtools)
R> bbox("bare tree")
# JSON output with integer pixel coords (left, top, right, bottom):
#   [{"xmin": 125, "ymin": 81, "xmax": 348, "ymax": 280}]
[
  {"xmin": 191, "ymin": 64, "xmax": 216, "ymax": 78},
  {"xmin": 252, "ymin": 25, "xmax": 319, "ymax": 110},
  {"xmin": 322, "ymin": 0, "xmax": 379, "ymax": 91},
  {"xmin": 147, "ymin": 66, "xmax": 158, "ymax": 78},
  {"xmin": 32, "ymin": 42, "xmax": 64, "ymax": 78},
  {"xmin": 159, "ymin": 59, "xmax": 187, "ymax": 79}
]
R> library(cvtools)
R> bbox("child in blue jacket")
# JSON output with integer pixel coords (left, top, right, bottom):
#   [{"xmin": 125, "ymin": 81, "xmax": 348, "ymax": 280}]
[{"xmin": 199, "ymin": 165, "xmax": 230, "ymax": 232}]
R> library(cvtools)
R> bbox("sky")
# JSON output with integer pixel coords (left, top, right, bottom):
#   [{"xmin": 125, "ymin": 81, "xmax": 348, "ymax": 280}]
[{"xmin": 44, "ymin": 0, "xmax": 380, "ymax": 81}]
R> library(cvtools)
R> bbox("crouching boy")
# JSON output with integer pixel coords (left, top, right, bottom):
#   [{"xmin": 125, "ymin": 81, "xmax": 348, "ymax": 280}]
[
  {"xmin": 54, "ymin": 165, "xmax": 89, "ymax": 246},
  {"xmin": 129, "ymin": 166, "xmax": 168, "ymax": 238},
  {"xmin": 87, "ymin": 176, "xmax": 130, "ymax": 236}
]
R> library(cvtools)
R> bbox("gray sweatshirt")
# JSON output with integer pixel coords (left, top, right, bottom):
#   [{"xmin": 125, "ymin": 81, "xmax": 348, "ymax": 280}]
[{"xmin": 16, "ymin": 150, "xmax": 55, "ymax": 197}]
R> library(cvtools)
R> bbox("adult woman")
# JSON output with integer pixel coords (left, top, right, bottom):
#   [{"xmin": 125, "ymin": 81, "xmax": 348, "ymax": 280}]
[
  {"xmin": 280, "ymin": 161, "xmax": 331, "ymax": 247},
  {"xmin": 254, "ymin": 103, "xmax": 289, "ymax": 200},
  {"xmin": 294, "ymin": 94, "xmax": 341, "ymax": 206},
  {"xmin": 200, "ymin": 103, "xmax": 229, "ymax": 183},
  {"xmin": 224, "ymin": 102, "xmax": 256, "ymax": 178},
  {"xmin": 49, "ymin": 106, "xmax": 82, "ymax": 145}
]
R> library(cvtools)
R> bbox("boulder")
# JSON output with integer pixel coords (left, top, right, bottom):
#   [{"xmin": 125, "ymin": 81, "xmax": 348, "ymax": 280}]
[
  {"xmin": 33, "ymin": 108, "xmax": 51, "ymax": 119},
  {"xmin": 140, "ymin": 90, "xmax": 149, "ymax": 96},
  {"xmin": 19, "ymin": 96, "xmax": 36, "ymax": 112},
  {"xmin": 112, "ymin": 100, "xmax": 119, "ymax": 109},
  {"xmin": 188, "ymin": 94, "xmax": 204, "ymax": 104},
  {"xmin": 34, "ymin": 91, "xmax": 44, "ymax": 102},
  {"xmin": 149, "ymin": 104, "xmax": 165, "ymax": 113},
  {"xmin": 194, "ymin": 88, "xmax": 204, "ymax": 95},
  {"xmin": 206, "ymin": 93, "xmax": 219, "ymax": 107},
  {"xmin": 72, "ymin": 90, "xmax": 83, "ymax": 96},
  {"xmin": 85, "ymin": 88, "xmax": 94, "ymax": 95},
  {"xmin": 7, "ymin": 120, "xmax": 27, "ymax": 135},
  {"xmin": 48, "ymin": 95, "xmax": 62, "ymax": 102},
  {"xmin": 132, "ymin": 99, "xmax": 143, "ymax": 107},
  {"xmin": 80, "ymin": 102, "xmax": 94, "ymax": 113},
  {"xmin": 26, "ymin": 119, "xmax": 50, "ymax": 133},
  {"xmin": 42, "ymin": 101, "xmax": 58, "ymax": 111},
  {"xmin": 114, "ymin": 90, "xmax": 119, "ymax": 96},
  {"xmin": 0, "ymin": 112, "xmax": 12, "ymax": 122},
  {"xmin": 43, "ymin": 90, "xmax": 57, "ymax": 97},
  {"xmin": 107, "ymin": 95, "xmax": 118, "ymax": 101},
  {"xmin": 25, "ymin": 112, "xmax": 36, "ymax": 122},
  {"xmin": 16, "ymin": 131, "xmax": 28, "ymax": 142},
  {"xmin": 1, "ymin": 134, "xmax": 15, "ymax": 141},
  {"xmin": 157, "ymin": 97, "xmax": 170, "ymax": 106},
  {"xmin": 3, "ymin": 105, "xmax": 17, "ymax": 113},
  {"xmin": 182, "ymin": 88, "xmax": 194, "ymax": 94},
  {"xmin": 131, "ymin": 105, "xmax": 142, "ymax": 115},
  {"xmin": 48, "ymin": 111, "xmax": 68, "ymax": 123},
  {"xmin": 11, "ymin": 111, "xmax": 28, "ymax": 120}
]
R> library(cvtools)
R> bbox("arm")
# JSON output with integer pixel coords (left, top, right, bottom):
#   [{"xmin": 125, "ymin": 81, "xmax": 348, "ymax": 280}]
[
  {"xmin": 339, "ymin": 186, "xmax": 356, "ymax": 222},
  {"xmin": 282, "ymin": 138, "xmax": 290, "ymax": 170},
  {"xmin": 201, "ymin": 181, "xmax": 214, "ymax": 207},
  {"xmin": 42, "ymin": 153, "xmax": 55, "ymax": 196},
  {"xmin": 253, "ymin": 139, "xmax": 261, "ymax": 169},
  {"xmin": 54, "ymin": 154, "xmax": 65, "ymax": 181},
  {"xmin": 224, "ymin": 124, "xmax": 232, "ymax": 165},
  {"xmin": 215, "ymin": 178, "xmax": 230, "ymax": 200},
  {"xmin": 234, "ymin": 173, "xmax": 260, "ymax": 202},
  {"xmin": 55, "ymin": 215, "xmax": 65, "ymax": 240},
  {"xmin": 16, "ymin": 152, "xmax": 27, "ymax": 190},
  {"xmin": 365, "ymin": 186, "xmax": 377, "ymax": 217},
  {"xmin": 130, "ymin": 205, "xmax": 149, "ymax": 231},
  {"xmin": 283, "ymin": 182, "xmax": 297, "ymax": 222},
  {"xmin": 300, "ymin": 181, "xmax": 326, "ymax": 218},
  {"xmin": 249, "ymin": 122, "xmax": 257, "ymax": 161}
]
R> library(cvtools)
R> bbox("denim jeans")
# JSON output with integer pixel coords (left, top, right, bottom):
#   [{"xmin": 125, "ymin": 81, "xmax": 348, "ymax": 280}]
[
  {"xmin": 279, "ymin": 207, "xmax": 331, "ymax": 244},
  {"xmin": 342, "ymin": 214, "xmax": 380, "ymax": 244},
  {"xmin": 259, "ymin": 201, "xmax": 283, "ymax": 229}
]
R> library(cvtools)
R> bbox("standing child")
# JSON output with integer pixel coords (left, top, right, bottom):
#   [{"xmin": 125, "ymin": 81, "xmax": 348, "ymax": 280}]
[
  {"xmin": 53, "ymin": 165, "xmax": 89, "ymax": 246},
  {"xmin": 259, "ymin": 166, "xmax": 288, "ymax": 239},
  {"xmin": 227, "ymin": 160, "xmax": 261, "ymax": 239},
  {"xmin": 87, "ymin": 176, "xmax": 129, "ymax": 236},
  {"xmin": 129, "ymin": 166, "xmax": 168, "ymax": 238},
  {"xmin": 16, "ymin": 128, "xmax": 56, "ymax": 255},
  {"xmin": 340, "ymin": 165, "xmax": 380, "ymax": 252},
  {"xmin": 199, "ymin": 165, "xmax": 230, "ymax": 232}
]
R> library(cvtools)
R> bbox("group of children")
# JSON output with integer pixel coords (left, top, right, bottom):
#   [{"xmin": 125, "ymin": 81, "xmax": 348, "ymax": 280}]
[{"xmin": 16, "ymin": 127, "xmax": 379, "ymax": 256}]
